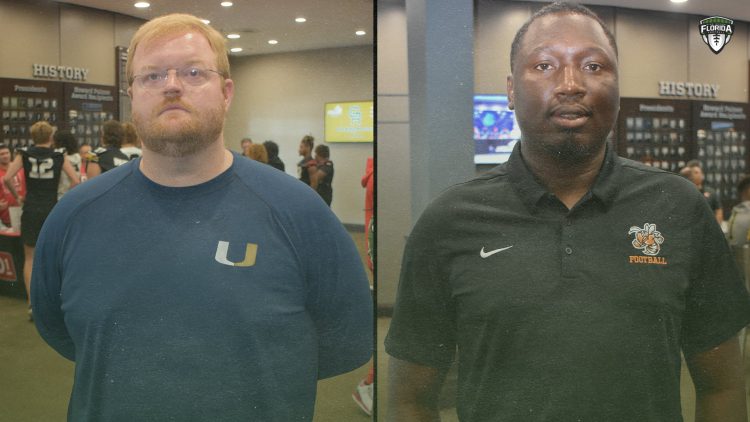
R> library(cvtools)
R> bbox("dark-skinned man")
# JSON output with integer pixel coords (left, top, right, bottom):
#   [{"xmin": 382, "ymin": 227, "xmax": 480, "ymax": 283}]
[{"xmin": 385, "ymin": 3, "xmax": 750, "ymax": 421}]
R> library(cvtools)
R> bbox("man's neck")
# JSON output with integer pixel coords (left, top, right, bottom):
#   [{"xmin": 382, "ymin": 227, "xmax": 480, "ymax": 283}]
[
  {"xmin": 139, "ymin": 139, "xmax": 233, "ymax": 187},
  {"xmin": 521, "ymin": 142, "xmax": 606, "ymax": 210}
]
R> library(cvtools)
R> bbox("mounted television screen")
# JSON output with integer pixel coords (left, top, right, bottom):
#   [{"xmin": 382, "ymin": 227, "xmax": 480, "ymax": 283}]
[
  {"xmin": 325, "ymin": 101, "xmax": 374, "ymax": 143},
  {"xmin": 474, "ymin": 94, "xmax": 522, "ymax": 164}
]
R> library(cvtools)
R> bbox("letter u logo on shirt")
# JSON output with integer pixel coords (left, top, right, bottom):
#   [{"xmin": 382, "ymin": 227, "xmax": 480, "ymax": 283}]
[{"xmin": 214, "ymin": 241, "xmax": 258, "ymax": 267}]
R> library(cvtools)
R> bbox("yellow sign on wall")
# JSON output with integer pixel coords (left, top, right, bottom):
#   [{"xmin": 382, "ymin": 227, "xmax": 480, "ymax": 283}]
[{"xmin": 325, "ymin": 101, "xmax": 374, "ymax": 143}]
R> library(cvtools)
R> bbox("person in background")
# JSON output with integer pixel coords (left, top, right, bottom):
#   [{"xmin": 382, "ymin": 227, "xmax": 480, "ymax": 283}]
[
  {"xmin": 263, "ymin": 140, "xmax": 285, "ymax": 172},
  {"xmin": 120, "ymin": 121, "xmax": 143, "ymax": 160},
  {"xmin": 4, "ymin": 121, "xmax": 79, "ymax": 318},
  {"xmin": 240, "ymin": 137, "xmax": 253, "ymax": 156},
  {"xmin": 361, "ymin": 157, "xmax": 374, "ymax": 273},
  {"xmin": 683, "ymin": 160, "xmax": 723, "ymax": 224},
  {"xmin": 244, "ymin": 143, "xmax": 268, "ymax": 163},
  {"xmin": 728, "ymin": 175, "xmax": 750, "ymax": 247},
  {"xmin": 31, "ymin": 14, "xmax": 372, "ymax": 420},
  {"xmin": 352, "ymin": 156, "xmax": 374, "ymax": 416},
  {"xmin": 386, "ymin": 3, "xmax": 750, "ymax": 421},
  {"xmin": 0, "ymin": 143, "xmax": 25, "ymax": 228},
  {"xmin": 312, "ymin": 144, "xmax": 334, "ymax": 206},
  {"xmin": 54, "ymin": 129, "xmax": 81, "ymax": 199},
  {"xmin": 297, "ymin": 134, "xmax": 316, "ymax": 186},
  {"xmin": 78, "ymin": 143, "xmax": 92, "ymax": 182},
  {"xmin": 86, "ymin": 120, "xmax": 130, "ymax": 179}
]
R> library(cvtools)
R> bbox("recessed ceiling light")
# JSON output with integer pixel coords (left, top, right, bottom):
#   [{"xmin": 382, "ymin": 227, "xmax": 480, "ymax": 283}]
[
  {"xmin": 670, "ymin": 0, "xmax": 687, "ymax": 3},
  {"xmin": 220, "ymin": 1, "xmax": 233, "ymax": 7},
  {"xmin": 230, "ymin": 47, "xmax": 243, "ymax": 53},
  {"xmin": 268, "ymin": 39, "xmax": 278, "ymax": 45},
  {"xmin": 227, "ymin": 33, "xmax": 240, "ymax": 39},
  {"xmin": 355, "ymin": 30, "xmax": 366, "ymax": 36},
  {"xmin": 201, "ymin": 19, "xmax": 211, "ymax": 25},
  {"xmin": 134, "ymin": 2, "xmax": 150, "ymax": 8},
  {"xmin": 295, "ymin": 17, "xmax": 307, "ymax": 23}
]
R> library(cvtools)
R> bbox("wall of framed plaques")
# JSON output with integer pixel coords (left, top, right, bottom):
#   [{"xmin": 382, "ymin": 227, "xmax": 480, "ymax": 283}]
[
  {"xmin": 0, "ymin": 79, "xmax": 63, "ymax": 150},
  {"xmin": 616, "ymin": 99, "xmax": 692, "ymax": 173},
  {"xmin": 0, "ymin": 77, "xmax": 117, "ymax": 149},
  {"xmin": 63, "ymin": 83, "xmax": 117, "ymax": 148},
  {"xmin": 692, "ymin": 101, "xmax": 748, "ymax": 209},
  {"xmin": 616, "ymin": 98, "xmax": 749, "ymax": 216}
]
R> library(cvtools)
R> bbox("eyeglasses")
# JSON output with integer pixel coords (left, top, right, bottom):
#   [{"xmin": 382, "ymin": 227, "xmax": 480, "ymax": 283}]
[{"xmin": 131, "ymin": 67, "xmax": 222, "ymax": 89}]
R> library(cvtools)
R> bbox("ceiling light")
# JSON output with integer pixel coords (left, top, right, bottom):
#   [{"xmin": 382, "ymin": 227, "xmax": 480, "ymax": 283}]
[
  {"xmin": 227, "ymin": 33, "xmax": 240, "ymax": 39},
  {"xmin": 670, "ymin": 0, "xmax": 687, "ymax": 3},
  {"xmin": 230, "ymin": 47, "xmax": 243, "ymax": 53},
  {"xmin": 295, "ymin": 17, "xmax": 307, "ymax": 23},
  {"xmin": 201, "ymin": 19, "xmax": 211, "ymax": 25},
  {"xmin": 355, "ymin": 30, "xmax": 366, "ymax": 36},
  {"xmin": 220, "ymin": 1, "xmax": 233, "ymax": 7},
  {"xmin": 268, "ymin": 39, "xmax": 278, "ymax": 45},
  {"xmin": 134, "ymin": 2, "xmax": 150, "ymax": 8}
]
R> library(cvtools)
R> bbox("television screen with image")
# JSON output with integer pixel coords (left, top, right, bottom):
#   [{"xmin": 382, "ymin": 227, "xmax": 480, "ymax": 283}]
[
  {"xmin": 474, "ymin": 94, "xmax": 522, "ymax": 164},
  {"xmin": 324, "ymin": 101, "xmax": 374, "ymax": 143}
]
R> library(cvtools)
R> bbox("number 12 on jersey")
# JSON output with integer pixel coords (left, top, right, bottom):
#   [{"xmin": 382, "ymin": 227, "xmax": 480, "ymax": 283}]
[{"xmin": 28, "ymin": 157, "xmax": 55, "ymax": 179}]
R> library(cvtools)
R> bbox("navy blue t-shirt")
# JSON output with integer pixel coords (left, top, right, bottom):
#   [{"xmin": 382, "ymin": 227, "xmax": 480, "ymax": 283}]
[{"xmin": 32, "ymin": 153, "xmax": 372, "ymax": 421}]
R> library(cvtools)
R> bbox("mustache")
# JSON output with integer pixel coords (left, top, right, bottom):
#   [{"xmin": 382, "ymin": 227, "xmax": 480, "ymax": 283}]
[
  {"xmin": 158, "ymin": 100, "xmax": 194, "ymax": 113},
  {"xmin": 548, "ymin": 104, "xmax": 592, "ymax": 117}
]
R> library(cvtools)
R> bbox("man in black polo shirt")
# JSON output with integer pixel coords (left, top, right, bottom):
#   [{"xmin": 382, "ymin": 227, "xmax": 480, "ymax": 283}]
[{"xmin": 385, "ymin": 3, "xmax": 750, "ymax": 421}]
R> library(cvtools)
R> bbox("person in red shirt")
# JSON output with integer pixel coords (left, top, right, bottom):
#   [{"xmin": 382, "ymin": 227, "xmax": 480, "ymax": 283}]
[
  {"xmin": 352, "ymin": 157, "xmax": 375, "ymax": 415},
  {"xmin": 0, "ymin": 144, "xmax": 26, "ymax": 228}
]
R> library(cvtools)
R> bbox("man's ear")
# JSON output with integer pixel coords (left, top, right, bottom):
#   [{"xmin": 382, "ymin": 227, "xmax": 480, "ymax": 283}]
[
  {"xmin": 127, "ymin": 86, "xmax": 133, "ymax": 99},
  {"xmin": 222, "ymin": 79, "xmax": 234, "ymax": 111},
  {"xmin": 506, "ymin": 75, "xmax": 515, "ymax": 110}
]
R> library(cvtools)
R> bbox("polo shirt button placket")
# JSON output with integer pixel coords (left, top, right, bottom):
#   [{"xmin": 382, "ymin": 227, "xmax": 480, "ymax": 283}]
[{"xmin": 561, "ymin": 217, "xmax": 575, "ymax": 277}]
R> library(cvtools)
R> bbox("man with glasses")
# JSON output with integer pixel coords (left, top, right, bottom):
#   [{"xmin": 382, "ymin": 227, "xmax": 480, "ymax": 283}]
[{"xmin": 31, "ymin": 14, "xmax": 372, "ymax": 421}]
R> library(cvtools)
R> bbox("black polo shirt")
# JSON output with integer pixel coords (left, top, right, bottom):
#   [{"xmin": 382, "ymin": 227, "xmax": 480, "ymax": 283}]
[{"xmin": 385, "ymin": 143, "xmax": 750, "ymax": 422}]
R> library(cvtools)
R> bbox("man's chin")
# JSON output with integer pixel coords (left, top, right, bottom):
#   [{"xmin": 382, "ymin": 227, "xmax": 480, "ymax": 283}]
[{"xmin": 540, "ymin": 133, "xmax": 605, "ymax": 163}]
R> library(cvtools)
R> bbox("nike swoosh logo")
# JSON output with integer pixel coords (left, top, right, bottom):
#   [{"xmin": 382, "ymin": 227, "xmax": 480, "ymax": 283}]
[{"xmin": 480, "ymin": 245, "xmax": 513, "ymax": 258}]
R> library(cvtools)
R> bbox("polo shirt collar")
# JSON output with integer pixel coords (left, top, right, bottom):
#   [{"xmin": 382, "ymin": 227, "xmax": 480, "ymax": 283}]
[{"xmin": 507, "ymin": 141, "xmax": 622, "ymax": 213}]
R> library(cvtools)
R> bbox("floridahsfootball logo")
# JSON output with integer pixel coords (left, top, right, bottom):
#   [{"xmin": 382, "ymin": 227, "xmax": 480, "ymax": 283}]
[
  {"xmin": 628, "ymin": 223, "xmax": 664, "ymax": 256},
  {"xmin": 699, "ymin": 16, "xmax": 734, "ymax": 54}
]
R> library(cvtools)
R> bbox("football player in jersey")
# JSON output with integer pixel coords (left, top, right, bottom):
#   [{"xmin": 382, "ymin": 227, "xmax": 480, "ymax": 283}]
[
  {"xmin": 3, "ymin": 121, "xmax": 79, "ymax": 315},
  {"xmin": 86, "ymin": 119, "xmax": 130, "ymax": 179}
]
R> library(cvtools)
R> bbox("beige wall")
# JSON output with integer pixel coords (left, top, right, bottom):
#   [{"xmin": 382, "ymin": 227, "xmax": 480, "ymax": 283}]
[
  {"xmin": 474, "ymin": 0, "xmax": 530, "ymax": 93},
  {"xmin": 225, "ymin": 46, "xmax": 373, "ymax": 226},
  {"xmin": 59, "ymin": 5, "xmax": 115, "ymax": 86},
  {"xmin": 0, "ymin": 0, "xmax": 61, "ymax": 80},
  {"xmin": 617, "ymin": 10, "xmax": 689, "ymax": 97},
  {"xmin": 0, "ymin": 0, "xmax": 142, "ymax": 86}
]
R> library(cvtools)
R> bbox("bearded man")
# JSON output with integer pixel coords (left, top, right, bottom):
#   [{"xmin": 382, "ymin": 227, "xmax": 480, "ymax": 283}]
[
  {"xmin": 31, "ymin": 14, "xmax": 372, "ymax": 421},
  {"xmin": 386, "ymin": 3, "xmax": 750, "ymax": 421}
]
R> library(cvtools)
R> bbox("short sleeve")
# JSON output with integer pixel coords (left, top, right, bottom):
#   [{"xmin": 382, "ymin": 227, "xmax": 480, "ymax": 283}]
[
  {"xmin": 681, "ymin": 200, "xmax": 750, "ymax": 356},
  {"xmin": 303, "ymin": 202, "xmax": 373, "ymax": 379},
  {"xmin": 385, "ymin": 207, "xmax": 456, "ymax": 369}
]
